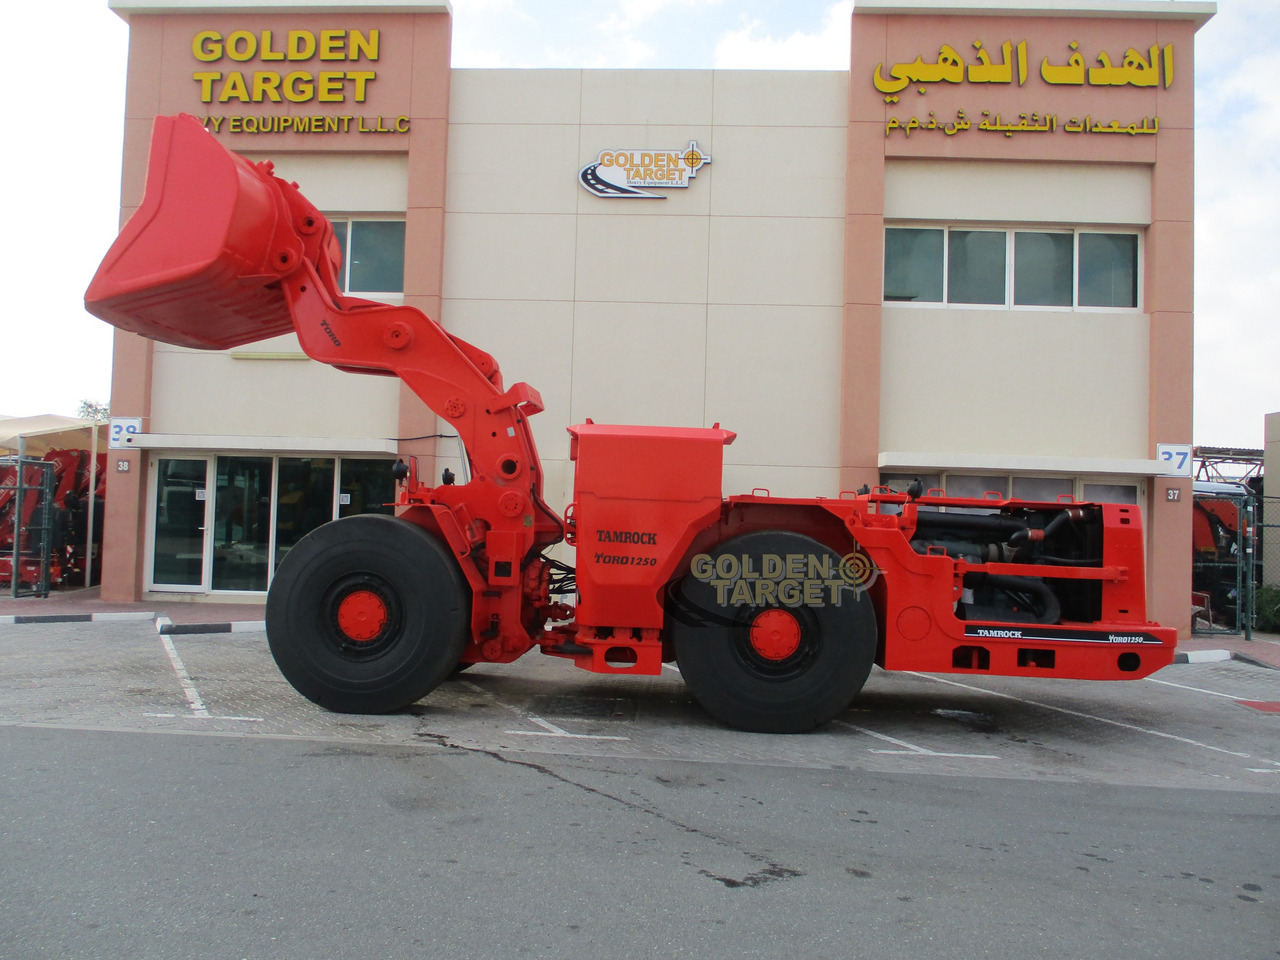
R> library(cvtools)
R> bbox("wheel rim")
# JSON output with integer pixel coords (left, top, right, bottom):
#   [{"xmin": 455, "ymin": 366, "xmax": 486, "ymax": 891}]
[
  {"xmin": 336, "ymin": 589, "xmax": 389, "ymax": 642},
  {"xmin": 321, "ymin": 574, "xmax": 404, "ymax": 658},
  {"xmin": 730, "ymin": 603, "xmax": 821, "ymax": 681},
  {"xmin": 749, "ymin": 608, "xmax": 802, "ymax": 660}
]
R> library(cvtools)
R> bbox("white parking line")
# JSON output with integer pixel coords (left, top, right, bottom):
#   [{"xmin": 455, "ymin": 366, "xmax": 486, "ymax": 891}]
[
  {"xmin": 1145, "ymin": 676, "xmax": 1248, "ymax": 701},
  {"xmin": 907, "ymin": 671, "xmax": 1280, "ymax": 771},
  {"xmin": 504, "ymin": 716, "xmax": 630, "ymax": 741},
  {"xmin": 154, "ymin": 636, "xmax": 262, "ymax": 722},
  {"xmin": 833, "ymin": 720, "xmax": 1000, "ymax": 759},
  {"xmin": 159, "ymin": 634, "xmax": 209, "ymax": 718},
  {"xmin": 458, "ymin": 680, "xmax": 631, "ymax": 742}
]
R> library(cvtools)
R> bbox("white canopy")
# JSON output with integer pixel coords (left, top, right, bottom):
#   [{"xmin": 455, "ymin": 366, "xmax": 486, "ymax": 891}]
[{"xmin": 0, "ymin": 415, "xmax": 108, "ymax": 457}]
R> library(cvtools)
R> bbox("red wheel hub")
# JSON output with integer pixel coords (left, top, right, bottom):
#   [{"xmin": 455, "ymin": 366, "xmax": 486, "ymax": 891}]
[
  {"xmin": 749, "ymin": 609, "xmax": 802, "ymax": 661},
  {"xmin": 336, "ymin": 589, "xmax": 388, "ymax": 642}
]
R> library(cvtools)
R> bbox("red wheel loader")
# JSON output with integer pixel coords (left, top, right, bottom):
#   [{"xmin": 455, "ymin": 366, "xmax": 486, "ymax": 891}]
[{"xmin": 85, "ymin": 115, "xmax": 1176, "ymax": 732}]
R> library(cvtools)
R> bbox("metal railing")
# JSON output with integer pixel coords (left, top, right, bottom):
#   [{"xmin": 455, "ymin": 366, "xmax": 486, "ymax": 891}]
[
  {"xmin": 1, "ymin": 456, "xmax": 56, "ymax": 599},
  {"xmin": 1191, "ymin": 492, "xmax": 1257, "ymax": 638}
]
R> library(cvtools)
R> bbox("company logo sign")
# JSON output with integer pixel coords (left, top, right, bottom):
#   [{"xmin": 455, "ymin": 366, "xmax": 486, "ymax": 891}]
[{"xmin": 580, "ymin": 141, "xmax": 711, "ymax": 198}]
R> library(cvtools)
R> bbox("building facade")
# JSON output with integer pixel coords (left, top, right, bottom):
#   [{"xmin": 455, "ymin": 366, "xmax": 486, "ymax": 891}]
[{"xmin": 101, "ymin": 0, "xmax": 1213, "ymax": 636}]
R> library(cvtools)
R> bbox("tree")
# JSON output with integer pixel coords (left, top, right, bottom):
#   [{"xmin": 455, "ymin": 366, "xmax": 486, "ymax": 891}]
[{"xmin": 77, "ymin": 400, "xmax": 110, "ymax": 422}]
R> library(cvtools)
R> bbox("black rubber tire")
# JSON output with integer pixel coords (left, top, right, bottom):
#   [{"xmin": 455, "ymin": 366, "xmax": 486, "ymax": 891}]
[
  {"xmin": 669, "ymin": 530, "xmax": 877, "ymax": 734},
  {"xmin": 266, "ymin": 514, "xmax": 469, "ymax": 714}
]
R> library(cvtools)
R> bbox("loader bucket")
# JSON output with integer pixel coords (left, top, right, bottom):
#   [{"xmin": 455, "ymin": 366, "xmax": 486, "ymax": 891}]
[{"xmin": 85, "ymin": 114, "xmax": 305, "ymax": 350}]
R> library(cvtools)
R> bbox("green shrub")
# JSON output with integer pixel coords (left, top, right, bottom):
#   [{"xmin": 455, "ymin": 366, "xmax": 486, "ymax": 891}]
[{"xmin": 1255, "ymin": 585, "xmax": 1280, "ymax": 633}]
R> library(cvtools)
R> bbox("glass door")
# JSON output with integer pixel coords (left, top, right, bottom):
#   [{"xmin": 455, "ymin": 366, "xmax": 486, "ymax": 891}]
[
  {"xmin": 212, "ymin": 456, "xmax": 273, "ymax": 592},
  {"xmin": 149, "ymin": 457, "xmax": 211, "ymax": 591}
]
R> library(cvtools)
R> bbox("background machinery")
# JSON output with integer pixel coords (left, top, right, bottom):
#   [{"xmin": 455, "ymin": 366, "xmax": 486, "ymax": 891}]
[{"xmin": 85, "ymin": 115, "xmax": 1176, "ymax": 732}]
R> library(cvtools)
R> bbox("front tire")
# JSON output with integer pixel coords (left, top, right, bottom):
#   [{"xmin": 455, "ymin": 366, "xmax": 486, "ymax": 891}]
[
  {"xmin": 266, "ymin": 514, "xmax": 469, "ymax": 713},
  {"xmin": 669, "ymin": 530, "xmax": 877, "ymax": 733}
]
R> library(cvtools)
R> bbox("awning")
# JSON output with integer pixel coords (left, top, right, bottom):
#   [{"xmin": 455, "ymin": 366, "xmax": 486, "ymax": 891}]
[{"xmin": 0, "ymin": 415, "xmax": 109, "ymax": 457}]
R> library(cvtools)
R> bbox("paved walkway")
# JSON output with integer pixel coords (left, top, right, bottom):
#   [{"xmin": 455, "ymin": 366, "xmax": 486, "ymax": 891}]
[{"xmin": 0, "ymin": 586, "xmax": 263, "ymax": 625}]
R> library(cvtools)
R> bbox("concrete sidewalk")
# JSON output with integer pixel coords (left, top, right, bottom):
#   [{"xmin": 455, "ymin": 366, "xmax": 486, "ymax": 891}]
[
  {"xmin": 1176, "ymin": 629, "xmax": 1280, "ymax": 670},
  {"xmin": 2, "ymin": 585, "xmax": 1278, "ymax": 669},
  {"xmin": 0, "ymin": 586, "xmax": 263, "ymax": 627}
]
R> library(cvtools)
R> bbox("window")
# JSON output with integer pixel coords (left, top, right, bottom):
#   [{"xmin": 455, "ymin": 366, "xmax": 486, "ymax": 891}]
[
  {"xmin": 883, "ymin": 228, "xmax": 943, "ymax": 302},
  {"xmin": 948, "ymin": 230, "xmax": 1006, "ymax": 304},
  {"xmin": 331, "ymin": 218, "xmax": 406, "ymax": 295},
  {"xmin": 884, "ymin": 226, "xmax": 1140, "ymax": 309},
  {"xmin": 1078, "ymin": 233, "xmax": 1138, "ymax": 308},
  {"xmin": 147, "ymin": 454, "xmax": 399, "ymax": 594},
  {"xmin": 1013, "ymin": 232, "xmax": 1073, "ymax": 306}
]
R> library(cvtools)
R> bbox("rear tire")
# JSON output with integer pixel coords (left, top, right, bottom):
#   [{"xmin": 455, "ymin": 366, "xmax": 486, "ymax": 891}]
[
  {"xmin": 266, "ymin": 514, "xmax": 469, "ymax": 713},
  {"xmin": 669, "ymin": 530, "xmax": 876, "ymax": 733}
]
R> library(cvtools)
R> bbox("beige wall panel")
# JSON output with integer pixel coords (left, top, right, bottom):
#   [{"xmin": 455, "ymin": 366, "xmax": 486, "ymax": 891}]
[
  {"xmin": 879, "ymin": 306, "xmax": 1150, "ymax": 460},
  {"xmin": 713, "ymin": 71, "xmax": 848, "ymax": 128},
  {"xmin": 884, "ymin": 160, "xmax": 1152, "ymax": 225},
  {"xmin": 575, "ymin": 124, "xmax": 715, "ymax": 217},
  {"xmin": 439, "ymin": 299, "xmax": 575, "ymax": 461},
  {"xmin": 447, "ymin": 122, "xmax": 581, "ymax": 214},
  {"xmin": 150, "ymin": 350, "xmax": 401, "ymax": 438},
  {"xmin": 536, "ymin": 457, "xmax": 576, "ymax": 520},
  {"xmin": 709, "ymin": 126, "xmax": 847, "ymax": 219},
  {"xmin": 244, "ymin": 154, "xmax": 409, "ymax": 212},
  {"xmin": 574, "ymin": 215, "xmax": 711, "ymax": 304},
  {"xmin": 708, "ymin": 216, "xmax": 845, "ymax": 307},
  {"xmin": 442, "ymin": 212, "xmax": 577, "ymax": 301},
  {"xmin": 706, "ymin": 305, "xmax": 842, "ymax": 469},
  {"xmin": 580, "ymin": 70, "xmax": 713, "ymax": 126},
  {"xmin": 722, "ymin": 464, "xmax": 841, "ymax": 500},
  {"xmin": 569, "ymin": 302, "xmax": 707, "ymax": 428},
  {"xmin": 450, "ymin": 69, "xmax": 582, "ymax": 125}
]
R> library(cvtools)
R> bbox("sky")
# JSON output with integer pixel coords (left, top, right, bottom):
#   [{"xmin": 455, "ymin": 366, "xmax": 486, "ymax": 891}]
[{"xmin": 3, "ymin": 0, "xmax": 1276, "ymax": 451}]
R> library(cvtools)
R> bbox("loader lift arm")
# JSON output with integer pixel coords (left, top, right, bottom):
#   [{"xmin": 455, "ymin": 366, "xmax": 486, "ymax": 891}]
[{"xmin": 86, "ymin": 114, "xmax": 563, "ymax": 673}]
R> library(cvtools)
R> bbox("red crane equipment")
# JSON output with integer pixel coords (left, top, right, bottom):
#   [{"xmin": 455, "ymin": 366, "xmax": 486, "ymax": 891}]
[{"xmin": 85, "ymin": 116, "xmax": 1175, "ymax": 732}]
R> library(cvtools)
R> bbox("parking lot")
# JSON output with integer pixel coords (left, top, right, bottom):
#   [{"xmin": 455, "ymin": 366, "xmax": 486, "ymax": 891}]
[
  {"xmin": 2, "ymin": 616, "xmax": 1278, "ymax": 960},
  {"xmin": 2, "ymin": 617, "xmax": 1278, "ymax": 793}
]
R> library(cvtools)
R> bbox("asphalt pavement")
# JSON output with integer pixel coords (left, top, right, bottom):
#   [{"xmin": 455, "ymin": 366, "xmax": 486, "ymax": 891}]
[{"xmin": 1, "ymin": 603, "xmax": 1278, "ymax": 958}]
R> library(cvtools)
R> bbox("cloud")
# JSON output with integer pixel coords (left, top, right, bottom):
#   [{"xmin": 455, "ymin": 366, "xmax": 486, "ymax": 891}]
[{"xmin": 713, "ymin": 2, "xmax": 852, "ymax": 71}]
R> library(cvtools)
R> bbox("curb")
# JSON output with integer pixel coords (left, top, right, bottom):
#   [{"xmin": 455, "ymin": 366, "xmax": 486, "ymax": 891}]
[
  {"xmin": 0, "ymin": 612, "xmax": 157, "ymax": 625},
  {"xmin": 155, "ymin": 616, "xmax": 266, "ymax": 636},
  {"xmin": 1173, "ymin": 649, "xmax": 1231, "ymax": 664},
  {"xmin": 1232, "ymin": 651, "xmax": 1280, "ymax": 671}
]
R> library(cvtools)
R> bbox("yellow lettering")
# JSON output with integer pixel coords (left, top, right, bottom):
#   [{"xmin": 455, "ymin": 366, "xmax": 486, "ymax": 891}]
[
  {"xmin": 284, "ymin": 71, "xmax": 314, "ymax": 102},
  {"xmin": 218, "ymin": 71, "xmax": 250, "ymax": 102},
  {"xmin": 600, "ymin": 152, "xmax": 614, "ymax": 167},
  {"xmin": 226, "ymin": 30, "xmax": 256, "ymax": 62},
  {"xmin": 193, "ymin": 31, "xmax": 222, "ymax": 62},
  {"xmin": 259, "ymin": 30, "xmax": 285, "ymax": 61},
  {"xmin": 319, "ymin": 29, "xmax": 345, "ymax": 60},
  {"xmin": 395, "ymin": 116, "xmax": 410, "ymax": 132},
  {"xmin": 252, "ymin": 71, "xmax": 282, "ymax": 102},
  {"xmin": 192, "ymin": 71, "xmax": 221, "ymax": 102},
  {"xmin": 347, "ymin": 70, "xmax": 374, "ymax": 101},
  {"xmin": 350, "ymin": 29, "xmax": 378, "ymax": 61},
  {"xmin": 317, "ymin": 71, "xmax": 345, "ymax": 102},
  {"xmin": 288, "ymin": 30, "xmax": 316, "ymax": 60}
]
